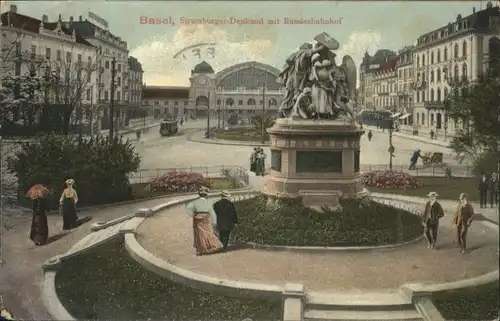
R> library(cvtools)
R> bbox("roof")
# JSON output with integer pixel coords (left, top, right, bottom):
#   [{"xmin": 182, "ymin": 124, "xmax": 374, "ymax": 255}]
[
  {"xmin": 193, "ymin": 61, "xmax": 214, "ymax": 74},
  {"xmin": 0, "ymin": 11, "xmax": 93, "ymax": 46},
  {"xmin": 128, "ymin": 56, "xmax": 144, "ymax": 72},
  {"xmin": 142, "ymin": 86, "xmax": 189, "ymax": 99},
  {"xmin": 375, "ymin": 59, "xmax": 398, "ymax": 74}
]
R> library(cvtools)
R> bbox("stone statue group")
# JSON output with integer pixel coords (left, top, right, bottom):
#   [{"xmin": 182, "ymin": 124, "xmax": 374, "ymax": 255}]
[{"xmin": 277, "ymin": 32, "xmax": 357, "ymax": 121}]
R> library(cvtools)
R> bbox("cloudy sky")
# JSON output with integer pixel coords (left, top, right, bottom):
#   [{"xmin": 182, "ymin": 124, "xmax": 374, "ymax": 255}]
[{"xmin": 3, "ymin": 1, "xmax": 484, "ymax": 86}]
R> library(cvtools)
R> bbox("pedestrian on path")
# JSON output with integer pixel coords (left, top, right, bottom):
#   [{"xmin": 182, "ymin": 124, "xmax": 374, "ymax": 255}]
[
  {"xmin": 185, "ymin": 186, "xmax": 223, "ymax": 256},
  {"xmin": 488, "ymin": 172, "xmax": 498, "ymax": 208},
  {"xmin": 367, "ymin": 130, "xmax": 373, "ymax": 141},
  {"xmin": 256, "ymin": 148, "xmax": 267, "ymax": 176},
  {"xmin": 409, "ymin": 149, "xmax": 421, "ymax": 170},
  {"xmin": 453, "ymin": 193, "xmax": 475, "ymax": 254},
  {"xmin": 430, "ymin": 129, "xmax": 435, "ymax": 140},
  {"xmin": 250, "ymin": 148, "xmax": 258, "ymax": 173},
  {"xmin": 26, "ymin": 185, "xmax": 49, "ymax": 246},
  {"xmin": 479, "ymin": 172, "xmax": 489, "ymax": 208},
  {"xmin": 59, "ymin": 179, "xmax": 80, "ymax": 230},
  {"xmin": 213, "ymin": 190, "xmax": 238, "ymax": 250},
  {"xmin": 136, "ymin": 129, "xmax": 141, "ymax": 141},
  {"xmin": 421, "ymin": 192, "xmax": 444, "ymax": 250}
]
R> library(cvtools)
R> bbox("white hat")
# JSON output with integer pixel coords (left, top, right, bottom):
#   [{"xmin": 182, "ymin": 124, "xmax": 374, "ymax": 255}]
[
  {"xmin": 221, "ymin": 190, "xmax": 231, "ymax": 197},
  {"xmin": 65, "ymin": 179, "xmax": 75, "ymax": 185},
  {"xmin": 427, "ymin": 192, "xmax": 438, "ymax": 197}
]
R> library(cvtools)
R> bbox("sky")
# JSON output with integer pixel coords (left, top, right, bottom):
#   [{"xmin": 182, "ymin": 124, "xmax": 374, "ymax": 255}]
[{"xmin": 2, "ymin": 0, "xmax": 487, "ymax": 86}]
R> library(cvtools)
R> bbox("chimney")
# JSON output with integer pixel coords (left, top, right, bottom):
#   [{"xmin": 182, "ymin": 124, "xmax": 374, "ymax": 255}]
[
  {"xmin": 79, "ymin": 15, "xmax": 82, "ymax": 21},
  {"xmin": 473, "ymin": 7, "xmax": 476, "ymax": 13},
  {"xmin": 69, "ymin": 16, "xmax": 73, "ymax": 22},
  {"xmin": 42, "ymin": 14, "xmax": 48, "ymax": 23},
  {"xmin": 9, "ymin": 5, "xmax": 17, "ymax": 13}
]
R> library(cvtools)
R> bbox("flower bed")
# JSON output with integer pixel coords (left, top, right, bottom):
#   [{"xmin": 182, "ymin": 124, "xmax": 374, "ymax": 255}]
[
  {"xmin": 231, "ymin": 195, "xmax": 423, "ymax": 247},
  {"xmin": 56, "ymin": 241, "xmax": 281, "ymax": 320},
  {"xmin": 362, "ymin": 170, "xmax": 422, "ymax": 189},
  {"xmin": 145, "ymin": 171, "xmax": 211, "ymax": 194}
]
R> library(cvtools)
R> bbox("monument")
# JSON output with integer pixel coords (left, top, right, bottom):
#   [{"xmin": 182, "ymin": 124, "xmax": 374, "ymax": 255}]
[{"xmin": 262, "ymin": 32, "xmax": 368, "ymax": 208}]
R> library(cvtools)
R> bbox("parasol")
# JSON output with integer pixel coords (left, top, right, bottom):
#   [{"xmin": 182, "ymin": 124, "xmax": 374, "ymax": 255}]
[{"xmin": 25, "ymin": 184, "xmax": 50, "ymax": 199}]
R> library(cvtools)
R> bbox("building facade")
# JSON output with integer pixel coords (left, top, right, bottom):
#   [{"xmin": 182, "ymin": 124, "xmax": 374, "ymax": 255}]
[
  {"xmin": 127, "ymin": 56, "xmax": 143, "ymax": 104},
  {"xmin": 395, "ymin": 46, "xmax": 415, "ymax": 125},
  {"xmin": 372, "ymin": 59, "xmax": 398, "ymax": 110},
  {"xmin": 142, "ymin": 61, "xmax": 283, "ymax": 121},
  {"xmin": 412, "ymin": 3, "xmax": 500, "ymax": 136},
  {"xmin": 1, "ymin": 5, "xmax": 100, "ymax": 129}
]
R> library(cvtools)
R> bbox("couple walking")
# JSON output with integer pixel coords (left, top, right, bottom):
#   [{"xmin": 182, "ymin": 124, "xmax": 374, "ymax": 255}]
[
  {"xmin": 185, "ymin": 187, "xmax": 238, "ymax": 256},
  {"xmin": 250, "ymin": 147, "xmax": 267, "ymax": 176},
  {"xmin": 422, "ymin": 192, "xmax": 474, "ymax": 253},
  {"xmin": 29, "ymin": 179, "xmax": 80, "ymax": 246}
]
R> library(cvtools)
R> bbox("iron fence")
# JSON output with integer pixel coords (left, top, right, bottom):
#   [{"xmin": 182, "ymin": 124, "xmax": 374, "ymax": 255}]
[
  {"xmin": 129, "ymin": 165, "xmax": 250, "ymax": 187},
  {"xmin": 360, "ymin": 164, "xmax": 474, "ymax": 177}
]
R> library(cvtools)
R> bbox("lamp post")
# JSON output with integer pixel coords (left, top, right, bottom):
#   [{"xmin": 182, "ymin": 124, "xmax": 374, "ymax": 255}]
[
  {"xmin": 205, "ymin": 92, "xmax": 210, "ymax": 138},
  {"xmin": 388, "ymin": 119, "xmax": 395, "ymax": 170},
  {"xmin": 261, "ymin": 82, "xmax": 266, "ymax": 144}
]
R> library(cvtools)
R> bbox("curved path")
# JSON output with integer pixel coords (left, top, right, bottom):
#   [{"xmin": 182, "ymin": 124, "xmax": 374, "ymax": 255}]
[{"xmin": 136, "ymin": 204, "xmax": 498, "ymax": 292}]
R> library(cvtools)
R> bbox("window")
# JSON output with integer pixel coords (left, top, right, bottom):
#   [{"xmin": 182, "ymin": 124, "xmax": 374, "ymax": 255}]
[
  {"xmin": 116, "ymin": 91, "xmax": 121, "ymax": 101},
  {"xmin": 431, "ymin": 51, "xmax": 434, "ymax": 64},
  {"xmin": 416, "ymin": 55, "xmax": 420, "ymax": 67},
  {"xmin": 462, "ymin": 63, "xmax": 468, "ymax": 80},
  {"xmin": 422, "ymin": 54, "xmax": 426, "ymax": 66},
  {"xmin": 431, "ymin": 114, "xmax": 434, "ymax": 125},
  {"xmin": 117, "ymin": 64, "xmax": 121, "ymax": 72},
  {"xmin": 184, "ymin": 101, "xmax": 188, "ymax": 106},
  {"xmin": 238, "ymin": 100, "xmax": 243, "ymax": 105},
  {"xmin": 422, "ymin": 90, "xmax": 426, "ymax": 101},
  {"xmin": 437, "ymin": 88, "xmax": 441, "ymax": 101},
  {"xmin": 430, "ymin": 70, "xmax": 434, "ymax": 82},
  {"xmin": 437, "ymin": 68, "xmax": 441, "ymax": 82},
  {"xmin": 444, "ymin": 88, "xmax": 448, "ymax": 99},
  {"xmin": 31, "ymin": 45, "xmax": 36, "ymax": 58},
  {"xmin": 155, "ymin": 101, "xmax": 159, "ymax": 105},
  {"xmin": 454, "ymin": 65, "xmax": 459, "ymax": 80},
  {"xmin": 105, "ymin": 61, "xmax": 110, "ymax": 69},
  {"xmin": 174, "ymin": 101, "xmax": 178, "ymax": 105},
  {"xmin": 164, "ymin": 101, "xmax": 169, "ymax": 105},
  {"xmin": 462, "ymin": 41, "xmax": 467, "ymax": 56},
  {"xmin": 454, "ymin": 43, "xmax": 459, "ymax": 58},
  {"xmin": 57, "ymin": 50, "xmax": 62, "ymax": 61},
  {"xmin": 29, "ymin": 63, "xmax": 36, "ymax": 76},
  {"xmin": 45, "ymin": 48, "xmax": 51, "ymax": 59},
  {"xmin": 444, "ymin": 47, "xmax": 448, "ymax": 60},
  {"xmin": 437, "ymin": 49, "xmax": 441, "ymax": 63},
  {"xmin": 104, "ymin": 91, "xmax": 109, "ymax": 100},
  {"xmin": 86, "ymin": 89, "xmax": 91, "ymax": 100},
  {"xmin": 117, "ymin": 77, "xmax": 121, "ymax": 86},
  {"xmin": 417, "ymin": 113, "xmax": 420, "ymax": 124},
  {"xmin": 421, "ymin": 113, "xmax": 425, "ymax": 125}
]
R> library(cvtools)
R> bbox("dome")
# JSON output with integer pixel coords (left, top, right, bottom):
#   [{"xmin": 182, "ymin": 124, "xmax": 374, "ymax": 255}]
[{"xmin": 193, "ymin": 61, "xmax": 214, "ymax": 74}]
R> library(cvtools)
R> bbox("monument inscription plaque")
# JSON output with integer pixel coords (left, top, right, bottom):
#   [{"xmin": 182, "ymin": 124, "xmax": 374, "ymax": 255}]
[
  {"xmin": 271, "ymin": 149, "xmax": 282, "ymax": 172},
  {"xmin": 296, "ymin": 151, "xmax": 342, "ymax": 173}
]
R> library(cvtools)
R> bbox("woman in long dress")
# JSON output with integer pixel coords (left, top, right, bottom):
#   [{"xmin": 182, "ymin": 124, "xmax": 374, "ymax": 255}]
[
  {"xmin": 185, "ymin": 186, "xmax": 223, "ymax": 256},
  {"xmin": 59, "ymin": 179, "xmax": 79, "ymax": 230},
  {"xmin": 29, "ymin": 196, "xmax": 48, "ymax": 246}
]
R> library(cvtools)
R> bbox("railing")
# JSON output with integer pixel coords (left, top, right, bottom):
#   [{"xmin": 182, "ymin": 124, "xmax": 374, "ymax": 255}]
[
  {"xmin": 360, "ymin": 164, "xmax": 473, "ymax": 177},
  {"xmin": 128, "ymin": 165, "xmax": 250, "ymax": 187}
]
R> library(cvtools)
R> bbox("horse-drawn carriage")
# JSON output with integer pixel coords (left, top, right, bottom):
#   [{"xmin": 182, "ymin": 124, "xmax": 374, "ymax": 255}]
[{"xmin": 421, "ymin": 152, "xmax": 443, "ymax": 165}]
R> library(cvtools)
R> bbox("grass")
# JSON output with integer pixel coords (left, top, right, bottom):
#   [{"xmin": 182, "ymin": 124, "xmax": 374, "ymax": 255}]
[
  {"xmin": 368, "ymin": 177, "xmax": 479, "ymax": 201},
  {"xmin": 55, "ymin": 240, "xmax": 282, "ymax": 320},
  {"xmin": 215, "ymin": 129, "xmax": 269, "ymax": 142},
  {"xmin": 231, "ymin": 195, "xmax": 423, "ymax": 247},
  {"xmin": 130, "ymin": 177, "xmax": 236, "ymax": 199},
  {"xmin": 433, "ymin": 283, "xmax": 499, "ymax": 321}
]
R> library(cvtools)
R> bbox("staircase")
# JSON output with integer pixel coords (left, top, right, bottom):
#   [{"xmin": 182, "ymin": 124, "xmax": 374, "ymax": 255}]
[
  {"xmin": 304, "ymin": 292, "xmax": 424, "ymax": 321},
  {"xmin": 63, "ymin": 220, "xmax": 131, "ymax": 258}
]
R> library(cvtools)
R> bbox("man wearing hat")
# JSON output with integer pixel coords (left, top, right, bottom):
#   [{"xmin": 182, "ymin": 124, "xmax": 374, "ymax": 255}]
[
  {"xmin": 422, "ymin": 192, "xmax": 444, "ymax": 249},
  {"xmin": 453, "ymin": 193, "xmax": 475, "ymax": 253},
  {"xmin": 213, "ymin": 190, "xmax": 238, "ymax": 250}
]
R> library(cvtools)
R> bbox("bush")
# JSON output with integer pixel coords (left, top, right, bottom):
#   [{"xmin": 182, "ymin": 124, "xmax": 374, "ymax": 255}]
[
  {"xmin": 6, "ymin": 134, "xmax": 140, "ymax": 210},
  {"xmin": 362, "ymin": 170, "xmax": 422, "ymax": 189},
  {"xmin": 472, "ymin": 151, "xmax": 500, "ymax": 177},
  {"xmin": 231, "ymin": 195, "xmax": 423, "ymax": 247},
  {"xmin": 146, "ymin": 171, "xmax": 211, "ymax": 194}
]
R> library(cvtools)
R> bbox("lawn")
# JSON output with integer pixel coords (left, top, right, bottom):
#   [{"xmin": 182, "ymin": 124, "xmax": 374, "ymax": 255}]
[
  {"xmin": 130, "ymin": 177, "xmax": 236, "ymax": 199},
  {"xmin": 368, "ymin": 176, "xmax": 479, "ymax": 201},
  {"xmin": 55, "ymin": 240, "xmax": 282, "ymax": 320},
  {"xmin": 231, "ymin": 195, "xmax": 423, "ymax": 247},
  {"xmin": 215, "ymin": 129, "xmax": 269, "ymax": 142},
  {"xmin": 433, "ymin": 283, "xmax": 499, "ymax": 321}
]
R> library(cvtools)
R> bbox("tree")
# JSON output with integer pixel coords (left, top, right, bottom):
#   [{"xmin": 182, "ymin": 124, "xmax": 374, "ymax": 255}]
[
  {"xmin": 445, "ymin": 54, "xmax": 500, "ymax": 173},
  {"xmin": 251, "ymin": 115, "xmax": 275, "ymax": 141}
]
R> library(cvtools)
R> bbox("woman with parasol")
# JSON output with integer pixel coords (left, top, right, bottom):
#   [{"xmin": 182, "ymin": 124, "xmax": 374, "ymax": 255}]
[
  {"xmin": 59, "ymin": 178, "xmax": 79, "ymax": 230},
  {"xmin": 26, "ymin": 184, "xmax": 50, "ymax": 246}
]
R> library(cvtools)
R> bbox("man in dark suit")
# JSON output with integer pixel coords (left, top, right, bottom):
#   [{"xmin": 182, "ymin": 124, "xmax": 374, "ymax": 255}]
[
  {"xmin": 479, "ymin": 172, "xmax": 489, "ymax": 208},
  {"xmin": 488, "ymin": 172, "xmax": 498, "ymax": 208},
  {"xmin": 213, "ymin": 190, "xmax": 238, "ymax": 250}
]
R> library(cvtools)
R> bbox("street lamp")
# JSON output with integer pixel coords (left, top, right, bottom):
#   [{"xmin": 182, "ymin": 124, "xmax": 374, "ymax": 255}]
[
  {"xmin": 388, "ymin": 119, "xmax": 395, "ymax": 170},
  {"xmin": 261, "ymin": 82, "xmax": 266, "ymax": 144}
]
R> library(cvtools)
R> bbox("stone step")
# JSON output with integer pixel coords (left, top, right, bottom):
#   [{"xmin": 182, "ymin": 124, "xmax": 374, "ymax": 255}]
[
  {"xmin": 307, "ymin": 292, "xmax": 413, "ymax": 309},
  {"xmin": 304, "ymin": 308, "xmax": 423, "ymax": 320}
]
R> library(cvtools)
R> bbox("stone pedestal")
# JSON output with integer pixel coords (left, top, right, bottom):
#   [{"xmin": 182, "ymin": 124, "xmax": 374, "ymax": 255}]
[{"xmin": 262, "ymin": 118, "xmax": 368, "ymax": 208}]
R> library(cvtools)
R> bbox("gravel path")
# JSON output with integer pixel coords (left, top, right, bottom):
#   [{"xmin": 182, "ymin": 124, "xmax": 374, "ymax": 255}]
[
  {"xmin": 137, "ymin": 204, "xmax": 499, "ymax": 292},
  {"xmin": 0, "ymin": 196, "xmax": 180, "ymax": 319}
]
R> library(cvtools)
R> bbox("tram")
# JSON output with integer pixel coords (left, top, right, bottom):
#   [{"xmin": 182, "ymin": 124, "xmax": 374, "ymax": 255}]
[{"xmin": 159, "ymin": 115, "xmax": 179, "ymax": 136}]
